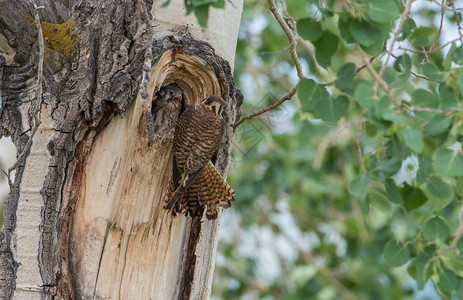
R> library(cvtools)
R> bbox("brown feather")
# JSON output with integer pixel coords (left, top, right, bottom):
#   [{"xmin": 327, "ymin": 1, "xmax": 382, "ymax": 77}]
[
  {"xmin": 164, "ymin": 162, "xmax": 235, "ymax": 219},
  {"xmin": 164, "ymin": 98, "xmax": 234, "ymax": 219}
]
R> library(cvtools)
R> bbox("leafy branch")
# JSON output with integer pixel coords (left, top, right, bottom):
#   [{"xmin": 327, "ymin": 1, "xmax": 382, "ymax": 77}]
[
  {"xmin": 374, "ymin": 0, "xmax": 414, "ymax": 96},
  {"xmin": 233, "ymin": 87, "xmax": 297, "ymax": 130},
  {"xmin": 268, "ymin": 0, "xmax": 304, "ymax": 79}
]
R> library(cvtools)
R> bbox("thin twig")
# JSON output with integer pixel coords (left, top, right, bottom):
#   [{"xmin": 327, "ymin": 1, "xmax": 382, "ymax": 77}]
[
  {"xmin": 364, "ymin": 57, "xmax": 392, "ymax": 97},
  {"xmin": 429, "ymin": 0, "xmax": 446, "ymax": 53},
  {"xmin": 319, "ymin": 57, "xmax": 376, "ymax": 86},
  {"xmin": 268, "ymin": 0, "xmax": 304, "ymax": 79},
  {"xmin": 452, "ymin": 1, "xmax": 463, "ymax": 43},
  {"xmin": 235, "ymin": 57, "xmax": 375, "ymax": 129},
  {"xmin": 411, "ymin": 70, "xmax": 429, "ymax": 80},
  {"xmin": 354, "ymin": 57, "xmax": 376, "ymax": 76},
  {"xmin": 421, "ymin": 47, "xmax": 429, "ymax": 62},
  {"xmin": 399, "ymin": 37, "xmax": 462, "ymax": 54},
  {"xmin": 432, "ymin": 0, "xmax": 463, "ymax": 12},
  {"xmin": 385, "ymin": 50, "xmax": 429, "ymax": 80},
  {"xmin": 375, "ymin": 0, "xmax": 414, "ymax": 94},
  {"xmin": 233, "ymin": 87, "xmax": 297, "ymax": 130},
  {"xmin": 6, "ymin": 3, "xmax": 45, "ymax": 188}
]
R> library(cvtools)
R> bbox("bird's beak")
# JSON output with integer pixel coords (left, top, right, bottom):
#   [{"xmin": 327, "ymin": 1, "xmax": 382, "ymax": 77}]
[{"xmin": 172, "ymin": 94, "xmax": 182, "ymax": 107}]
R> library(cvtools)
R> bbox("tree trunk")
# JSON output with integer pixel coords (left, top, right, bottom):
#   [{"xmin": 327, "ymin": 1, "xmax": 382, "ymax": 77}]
[{"xmin": 0, "ymin": 1, "xmax": 243, "ymax": 299}]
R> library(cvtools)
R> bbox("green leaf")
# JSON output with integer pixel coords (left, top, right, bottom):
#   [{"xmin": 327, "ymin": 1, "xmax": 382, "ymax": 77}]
[
  {"xmin": 382, "ymin": 112, "xmax": 408, "ymax": 125},
  {"xmin": 439, "ymin": 84, "xmax": 458, "ymax": 108},
  {"xmin": 349, "ymin": 20, "xmax": 380, "ymax": 47},
  {"xmin": 366, "ymin": 0, "xmax": 400, "ymax": 23},
  {"xmin": 286, "ymin": 0, "xmax": 314, "ymax": 19},
  {"xmin": 401, "ymin": 183, "xmax": 427, "ymax": 211},
  {"xmin": 369, "ymin": 186, "xmax": 392, "ymax": 214},
  {"xmin": 457, "ymin": 237, "xmax": 463, "ymax": 253},
  {"xmin": 383, "ymin": 240, "xmax": 410, "ymax": 267},
  {"xmin": 375, "ymin": 95, "xmax": 394, "ymax": 118},
  {"xmin": 444, "ymin": 43, "xmax": 457, "ymax": 70},
  {"xmin": 378, "ymin": 157, "xmax": 402, "ymax": 174},
  {"xmin": 442, "ymin": 251, "xmax": 463, "ymax": 277},
  {"xmin": 398, "ymin": 18, "xmax": 416, "ymax": 41},
  {"xmin": 424, "ymin": 116, "xmax": 452, "ymax": 137},
  {"xmin": 409, "ymin": 248, "xmax": 435, "ymax": 290},
  {"xmin": 297, "ymin": 79, "xmax": 318, "ymax": 111},
  {"xmin": 314, "ymin": 31, "xmax": 338, "ymax": 67},
  {"xmin": 360, "ymin": 40, "xmax": 384, "ymax": 56},
  {"xmin": 424, "ymin": 176, "xmax": 454, "ymax": 211},
  {"xmin": 387, "ymin": 135, "xmax": 410, "ymax": 161},
  {"xmin": 354, "ymin": 82, "xmax": 375, "ymax": 108},
  {"xmin": 211, "ymin": 0, "xmax": 225, "ymax": 9},
  {"xmin": 422, "ymin": 62, "xmax": 444, "ymax": 82},
  {"xmin": 394, "ymin": 54, "xmax": 412, "ymax": 73},
  {"xmin": 193, "ymin": 4, "xmax": 209, "ymax": 27},
  {"xmin": 438, "ymin": 270, "xmax": 458, "ymax": 293},
  {"xmin": 451, "ymin": 44, "xmax": 463, "ymax": 65},
  {"xmin": 459, "ymin": 72, "xmax": 463, "ymax": 96},
  {"xmin": 411, "ymin": 26, "xmax": 437, "ymax": 48},
  {"xmin": 417, "ymin": 155, "xmax": 432, "ymax": 183},
  {"xmin": 191, "ymin": 0, "xmax": 214, "ymax": 6},
  {"xmin": 433, "ymin": 147, "xmax": 463, "ymax": 177},
  {"xmin": 339, "ymin": 16, "xmax": 355, "ymax": 43},
  {"xmin": 364, "ymin": 122, "xmax": 377, "ymax": 137},
  {"xmin": 335, "ymin": 63, "xmax": 356, "ymax": 91},
  {"xmin": 313, "ymin": 95, "xmax": 349, "ymax": 122},
  {"xmin": 457, "ymin": 178, "xmax": 463, "ymax": 197},
  {"xmin": 385, "ymin": 178, "xmax": 403, "ymax": 204},
  {"xmin": 349, "ymin": 174, "xmax": 371, "ymax": 200},
  {"xmin": 412, "ymin": 89, "xmax": 438, "ymax": 108},
  {"xmin": 400, "ymin": 126, "xmax": 424, "ymax": 153},
  {"xmin": 425, "ymin": 176, "xmax": 452, "ymax": 199},
  {"xmin": 423, "ymin": 216, "xmax": 450, "ymax": 241},
  {"xmin": 297, "ymin": 18, "xmax": 322, "ymax": 42}
]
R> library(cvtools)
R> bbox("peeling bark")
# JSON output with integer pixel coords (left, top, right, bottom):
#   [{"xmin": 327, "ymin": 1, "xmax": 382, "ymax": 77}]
[{"xmin": 0, "ymin": 0, "xmax": 243, "ymax": 299}]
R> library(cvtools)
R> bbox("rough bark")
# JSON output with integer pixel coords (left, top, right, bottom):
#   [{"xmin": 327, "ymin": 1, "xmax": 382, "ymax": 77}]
[{"xmin": 0, "ymin": 0, "xmax": 243, "ymax": 299}]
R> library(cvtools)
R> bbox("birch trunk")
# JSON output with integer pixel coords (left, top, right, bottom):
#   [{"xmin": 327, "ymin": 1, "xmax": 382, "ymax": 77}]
[{"xmin": 0, "ymin": 1, "xmax": 243, "ymax": 299}]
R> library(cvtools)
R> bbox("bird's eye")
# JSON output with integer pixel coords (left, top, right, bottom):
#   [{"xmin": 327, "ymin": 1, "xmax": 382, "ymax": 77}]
[{"xmin": 169, "ymin": 91, "xmax": 173, "ymax": 95}]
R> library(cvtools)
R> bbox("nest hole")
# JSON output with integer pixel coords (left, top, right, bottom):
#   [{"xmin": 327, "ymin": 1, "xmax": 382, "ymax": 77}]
[{"xmin": 148, "ymin": 48, "xmax": 223, "ymax": 106}]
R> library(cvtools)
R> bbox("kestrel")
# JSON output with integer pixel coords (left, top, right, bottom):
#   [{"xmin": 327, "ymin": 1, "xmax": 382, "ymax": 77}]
[
  {"xmin": 145, "ymin": 83, "xmax": 183, "ymax": 142},
  {"xmin": 164, "ymin": 95, "xmax": 235, "ymax": 219}
]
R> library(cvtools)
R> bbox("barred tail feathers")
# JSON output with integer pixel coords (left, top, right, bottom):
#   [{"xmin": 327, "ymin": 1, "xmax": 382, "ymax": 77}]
[
  {"xmin": 195, "ymin": 161, "xmax": 235, "ymax": 219},
  {"xmin": 164, "ymin": 162, "xmax": 235, "ymax": 219}
]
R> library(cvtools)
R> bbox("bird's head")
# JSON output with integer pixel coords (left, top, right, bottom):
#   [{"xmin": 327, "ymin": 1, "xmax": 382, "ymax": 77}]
[
  {"xmin": 203, "ymin": 95, "xmax": 226, "ymax": 117},
  {"xmin": 160, "ymin": 83, "xmax": 183, "ymax": 109}
]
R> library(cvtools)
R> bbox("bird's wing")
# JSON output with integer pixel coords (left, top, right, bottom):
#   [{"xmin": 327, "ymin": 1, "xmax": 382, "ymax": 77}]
[{"xmin": 174, "ymin": 105, "xmax": 225, "ymax": 174}]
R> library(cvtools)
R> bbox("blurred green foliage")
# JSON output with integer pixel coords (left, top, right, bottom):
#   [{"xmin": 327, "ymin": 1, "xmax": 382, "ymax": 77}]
[{"xmin": 211, "ymin": 0, "xmax": 463, "ymax": 299}]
